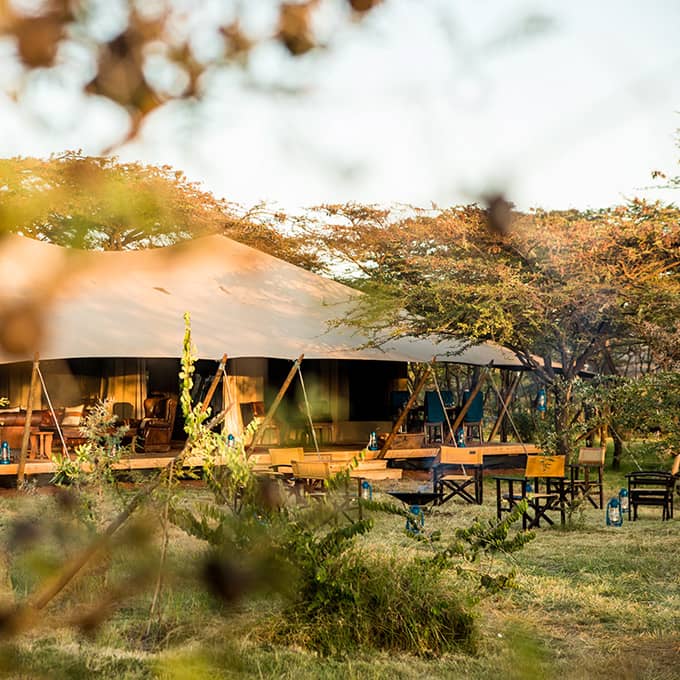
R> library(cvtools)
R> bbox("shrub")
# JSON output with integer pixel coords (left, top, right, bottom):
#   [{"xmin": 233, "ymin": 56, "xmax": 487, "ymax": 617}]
[{"xmin": 269, "ymin": 547, "xmax": 476, "ymax": 657}]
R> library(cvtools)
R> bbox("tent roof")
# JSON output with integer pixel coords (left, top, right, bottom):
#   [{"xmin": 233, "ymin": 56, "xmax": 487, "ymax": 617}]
[{"xmin": 0, "ymin": 234, "xmax": 524, "ymax": 368}]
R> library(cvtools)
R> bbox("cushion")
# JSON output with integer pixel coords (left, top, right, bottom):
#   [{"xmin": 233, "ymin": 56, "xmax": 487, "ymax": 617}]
[{"xmin": 61, "ymin": 404, "xmax": 84, "ymax": 427}]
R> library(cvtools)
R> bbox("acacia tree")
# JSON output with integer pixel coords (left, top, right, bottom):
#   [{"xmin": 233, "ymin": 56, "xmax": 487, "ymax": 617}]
[
  {"xmin": 0, "ymin": 151, "xmax": 319, "ymax": 267},
  {"xmin": 303, "ymin": 201, "xmax": 680, "ymax": 456}
]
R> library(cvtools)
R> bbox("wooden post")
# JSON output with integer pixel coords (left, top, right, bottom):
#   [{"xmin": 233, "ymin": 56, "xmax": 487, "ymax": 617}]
[
  {"xmin": 378, "ymin": 363, "xmax": 432, "ymax": 459},
  {"xmin": 449, "ymin": 368, "xmax": 489, "ymax": 436},
  {"xmin": 17, "ymin": 353, "xmax": 40, "ymax": 486},
  {"xmin": 200, "ymin": 354, "xmax": 227, "ymax": 414},
  {"xmin": 246, "ymin": 354, "xmax": 304, "ymax": 455},
  {"xmin": 488, "ymin": 372, "xmax": 521, "ymax": 442}
]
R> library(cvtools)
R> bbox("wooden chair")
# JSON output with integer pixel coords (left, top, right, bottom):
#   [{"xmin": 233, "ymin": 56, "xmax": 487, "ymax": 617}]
[
  {"xmin": 569, "ymin": 446, "xmax": 606, "ymax": 509},
  {"xmin": 432, "ymin": 446, "xmax": 483, "ymax": 505},
  {"xmin": 626, "ymin": 471, "xmax": 675, "ymax": 521},
  {"xmin": 268, "ymin": 447, "xmax": 304, "ymax": 475},
  {"xmin": 494, "ymin": 454, "xmax": 567, "ymax": 530}
]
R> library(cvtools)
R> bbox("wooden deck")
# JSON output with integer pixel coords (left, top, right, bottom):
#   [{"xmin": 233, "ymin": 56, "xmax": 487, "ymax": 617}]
[{"xmin": 0, "ymin": 443, "xmax": 542, "ymax": 479}]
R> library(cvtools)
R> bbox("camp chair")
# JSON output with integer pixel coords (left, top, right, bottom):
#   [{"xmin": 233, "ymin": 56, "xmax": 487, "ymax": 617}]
[
  {"xmin": 291, "ymin": 459, "xmax": 356, "ymax": 520},
  {"xmin": 268, "ymin": 447, "xmax": 304, "ymax": 475},
  {"xmin": 569, "ymin": 446, "xmax": 606, "ymax": 509},
  {"xmin": 494, "ymin": 454, "xmax": 567, "ymax": 530},
  {"xmin": 462, "ymin": 388, "xmax": 484, "ymax": 444},
  {"xmin": 424, "ymin": 390, "xmax": 447, "ymax": 444},
  {"xmin": 626, "ymin": 470, "xmax": 675, "ymax": 521},
  {"xmin": 432, "ymin": 446, "xmax": 483, "ymax": 505}
]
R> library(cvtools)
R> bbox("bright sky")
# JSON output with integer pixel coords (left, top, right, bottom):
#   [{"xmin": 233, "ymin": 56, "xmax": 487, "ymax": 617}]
[{"xmin": 1, "ymin": 0, "xmax": 679, "ymax": 211}]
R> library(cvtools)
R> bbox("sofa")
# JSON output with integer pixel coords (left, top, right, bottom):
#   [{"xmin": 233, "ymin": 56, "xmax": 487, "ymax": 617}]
[{"xmin": 0, "ymin": 408, "xmax": 59, "ymax": 450}]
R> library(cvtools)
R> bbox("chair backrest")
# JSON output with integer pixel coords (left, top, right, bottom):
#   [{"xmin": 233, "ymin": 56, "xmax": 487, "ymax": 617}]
[
  {"xmin": 291, "ymin": 460, "xmax": 331, "ymax": 480},
  {"xmin": 462, "ymin": 389, "xmax": 484, "ymax": 423},
  {"xmin": 578, "ymin": 447, "xmax": 606, "ymax": 466},
  {"xmin": 424, "ymin": 391, "xmax": 445, "ymax": 423},
  {"xmin": 144, "ymin": 393, "xmax": 170, "ymax": 419},
  {"xmin": 439, "ymin": 445, "xmax": 483, "ymax": 466},
  {"xmin": 390, "ymin": 390, "xmax": 410, "ymax": 416},
  {"xmin": 269, "ymin": 447, "xmax": 304, "ymax": 466},
  {"xmin": 525, "ymin": 454, "xmax": 566, "ymax": 478}
]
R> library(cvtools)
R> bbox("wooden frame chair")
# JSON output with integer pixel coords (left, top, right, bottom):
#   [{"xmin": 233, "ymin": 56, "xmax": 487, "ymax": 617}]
[
  {"xmin": 569, "ymin": 446, "xmax": 606, "ymax": 509},
  {"xmin": 432, "ymin": 446, "xmax": 483, "ymax": 505},
  {"xmin": 268, "ymin": 447, "xmax": 304, "ymax": 475},
  {"xmin": 494, "ymin": 455, "xmax": 567, "ymax": 530},
  {"xmin": 626, "ymin": 471, "xmax": 675, "ymax": 521}
]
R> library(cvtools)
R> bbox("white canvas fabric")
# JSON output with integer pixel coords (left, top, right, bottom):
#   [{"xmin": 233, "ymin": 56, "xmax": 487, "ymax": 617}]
[{"xmin": 0, "ymin": 234, "xmax": 523, "ymax": 368}]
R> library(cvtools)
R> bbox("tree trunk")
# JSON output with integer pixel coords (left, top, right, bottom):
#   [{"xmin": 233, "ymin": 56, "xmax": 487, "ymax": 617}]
[
  {"xmin": 612, "ymin": 430, "xmax": 623, "ymax": 471},
  {"xmin": 552, "ymin": 379, "xmax": 575, "ymax": 459}
]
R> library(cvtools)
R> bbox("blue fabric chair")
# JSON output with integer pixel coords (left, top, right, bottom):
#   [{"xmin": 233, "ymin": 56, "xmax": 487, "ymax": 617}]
[
  {"xmin": 424, "ymin": 390, "xmax": 454, "ymax": 443},
  {"xmin": 462, "ymin": 389, "xmax": 484, "ymax": 443}
]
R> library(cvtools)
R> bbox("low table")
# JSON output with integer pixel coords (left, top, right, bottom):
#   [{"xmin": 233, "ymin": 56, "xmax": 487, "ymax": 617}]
[{"xmin": 29, "ymin": 431, "xmax": 54, "ymax": 459}]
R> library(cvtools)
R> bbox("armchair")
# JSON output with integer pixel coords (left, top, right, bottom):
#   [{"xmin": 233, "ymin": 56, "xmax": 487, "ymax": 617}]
[{"xmin": 139, "ymin": 393, "xmax": 178, "ymax": 453}]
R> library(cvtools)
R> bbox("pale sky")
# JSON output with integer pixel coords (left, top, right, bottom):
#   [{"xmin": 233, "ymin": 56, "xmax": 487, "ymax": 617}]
[{"xmin": 1, "ymin": 0, "xmax": 679, "ymax": 211}]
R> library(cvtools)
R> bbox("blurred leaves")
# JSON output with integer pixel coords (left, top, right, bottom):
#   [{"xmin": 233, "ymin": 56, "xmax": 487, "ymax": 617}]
[{"xmin": 0, "ymin": 0, "xmax": 382, "ymax": 141}]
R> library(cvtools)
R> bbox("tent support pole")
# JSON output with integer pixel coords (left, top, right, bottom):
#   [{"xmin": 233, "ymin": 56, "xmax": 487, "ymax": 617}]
[
  {"xmin": 488, "ymin": 372, "xmax": 521, "ymax": 442},
  {"xmin": 378, "ymin": 363, "xmax": 432, "ymax": 459},
  {"xmin": 17, "ymin": 353, "xmax": 40, "ymax": 486},
  {"xmin": 200, "ymin": 354, "xmax": 228, "ymax": 415},
  {"xmin": 246, "ymin": 354, "xmax": 304, "ymax": 455}
]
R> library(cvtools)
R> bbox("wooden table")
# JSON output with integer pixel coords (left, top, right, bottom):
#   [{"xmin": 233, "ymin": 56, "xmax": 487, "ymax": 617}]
[{"xmin": 29, "ymin": 431, "xmax": 54, "ymax": 459}]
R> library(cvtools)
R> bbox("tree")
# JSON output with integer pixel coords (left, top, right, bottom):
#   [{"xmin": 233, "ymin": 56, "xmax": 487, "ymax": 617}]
[
  {"xmin": 302, "ymin": 201, "xmax": 680, "ymax": 456},
  {"xmin": 0, "ymin": 152, "xmax": 320, "ymax": 268}
]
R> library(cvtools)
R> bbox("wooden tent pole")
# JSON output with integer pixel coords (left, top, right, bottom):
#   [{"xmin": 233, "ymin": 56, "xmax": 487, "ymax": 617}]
[
  {"xmin": 488, "ymin": 372, "xmax": 521, "ymax": 442},
  {"xmin": 449, "ymin": 368, "xmax": 490, "ymax": 435},
  {"xmin": 200, "ymin": 354, "xmax": 228, "ymax": 414},
  {"xmin": 17, "ymin": 353, "xmax": 40, "ymax": 486},
  {"xmin": 378, "ymin": 363, "xmax": 432, "ymax": 459},
  {"xmin": 246, "ymin": 354, "xmax": 304, "ymax": 455}
]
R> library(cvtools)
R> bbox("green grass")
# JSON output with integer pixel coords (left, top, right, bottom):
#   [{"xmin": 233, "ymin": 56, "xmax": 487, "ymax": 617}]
[{"xmin": 1, "ymin": 465, "xmax": 679, "ymax": 679}]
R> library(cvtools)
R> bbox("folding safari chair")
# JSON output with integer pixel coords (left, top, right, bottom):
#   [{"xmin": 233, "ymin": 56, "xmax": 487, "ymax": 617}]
[
  {"xmin": 291, "ymin": 459, "xmax": 355, "ymax": 521},
  {"xmin": 268, "ymin": 447, "xmax": 305, "ymax": 475},
  {"xmin": 494, "ymin": 454, "xmax": 567, "ymax": 530},
  {"xmin": 569, "ymin": 446, "xmax": 606, "ymax": 509},
  {"xmin": 432, "ymin": 446, "xmax": 483, "ymax": 505}
]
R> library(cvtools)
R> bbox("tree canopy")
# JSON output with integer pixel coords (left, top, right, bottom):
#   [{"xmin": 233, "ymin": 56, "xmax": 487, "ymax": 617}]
[
  {"xmin": 0, "ymin": 152, "xmax": 319, "ymax": 269},
  {"xmin": 300, "ymin": 201, "xmax": 680, "ymax": 454}
]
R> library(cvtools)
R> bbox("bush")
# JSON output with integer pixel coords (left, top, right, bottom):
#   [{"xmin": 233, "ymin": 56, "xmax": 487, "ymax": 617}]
[{"xmin": 269, "ymin": 548, "xmax": 476, "ymax": 657}]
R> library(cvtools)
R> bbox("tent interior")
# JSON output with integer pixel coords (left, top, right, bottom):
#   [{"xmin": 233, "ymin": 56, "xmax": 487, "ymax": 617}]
[{"xmin": 0, "ymin": 355, "xmax": 432, "ymax": 447}]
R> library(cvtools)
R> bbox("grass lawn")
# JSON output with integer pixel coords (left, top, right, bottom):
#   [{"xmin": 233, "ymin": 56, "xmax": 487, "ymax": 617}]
[{"xmin": 1, "ymin": 464, "xmax": 679, "ymax": 679}]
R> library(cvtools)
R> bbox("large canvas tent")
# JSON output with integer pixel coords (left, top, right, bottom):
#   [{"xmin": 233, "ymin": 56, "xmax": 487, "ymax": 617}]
[
  {"xmin": 0, "ymin": 234, "xmax": 525, "ymax": 439},
  {"xmin": 0, "ymin": 233, "xmax": 522, "ymax": 366}
]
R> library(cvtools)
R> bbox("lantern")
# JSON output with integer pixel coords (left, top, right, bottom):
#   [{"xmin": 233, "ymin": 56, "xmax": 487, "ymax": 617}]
[
  {"xmin": 360, "ymin": 480, "xmax": 373, "ymax": 500},
  {"xmin": 0, "ymin": 441, "xmax": 10, "ymax": 465},
  {"xmin": 536, "ymin": 387, "xmax": 547, "ymax": 413},
  {"xmin": 455, "ymin": 426, "xmax": 466, "ymax": 447},
  {"xmin": 406, "ymin": 505, "xmax": 425, "ymax": 535},
  {"xmin": 618, "ymin": 488, "xmax": 629, "ymax": 515},
  {"xmin": 606, "ymin": 497, "xmax": 623, "ymax": 527},
  {"xmin": 367, "ymin": 431, "xmax": 379, "ymax": 451}
]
